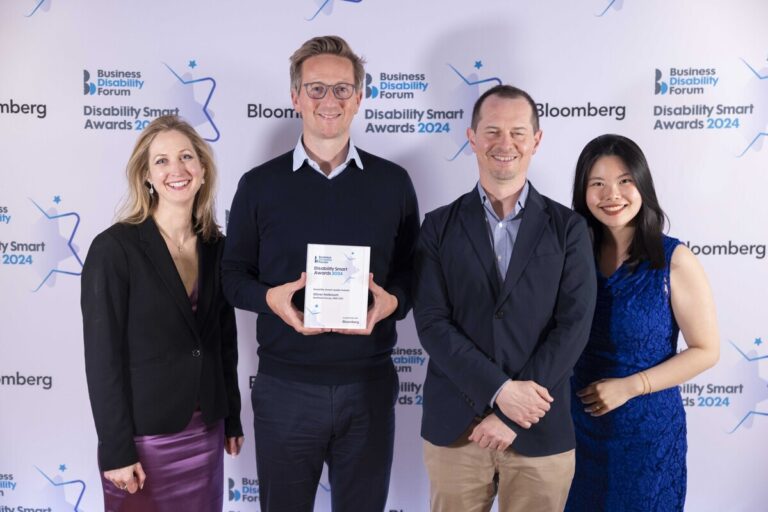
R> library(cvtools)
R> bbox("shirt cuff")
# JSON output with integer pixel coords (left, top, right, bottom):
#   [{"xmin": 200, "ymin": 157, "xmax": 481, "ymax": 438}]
[{"xmin": 489, "ymin": 380, "xmax": 508, "ymax": 407}]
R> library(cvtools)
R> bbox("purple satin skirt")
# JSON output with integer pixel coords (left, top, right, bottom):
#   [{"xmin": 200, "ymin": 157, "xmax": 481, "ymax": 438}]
[{"xmin": 102, "ymin": 410, "xmax": 224, "ymax": 512}]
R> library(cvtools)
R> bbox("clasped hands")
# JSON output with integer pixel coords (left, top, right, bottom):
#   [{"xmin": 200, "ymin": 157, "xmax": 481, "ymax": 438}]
[
  {"xmin": 469, "ymin": 380, "xmax": 553, "ymax": 452},
  {"xmin": 266, "ymin": 272, "xmax": 397, "ymax": 335}
]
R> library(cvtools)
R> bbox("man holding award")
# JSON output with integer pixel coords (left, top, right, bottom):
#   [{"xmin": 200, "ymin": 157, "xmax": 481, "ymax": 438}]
[{"xmin": 222, "ymin": 36, "xmax": 419, "ymax": 512}]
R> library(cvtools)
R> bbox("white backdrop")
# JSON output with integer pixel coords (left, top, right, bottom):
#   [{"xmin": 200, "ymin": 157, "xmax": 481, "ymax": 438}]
[{"xmin": 1, "ymin": 1, "xmax": 767, "ymax": 510}]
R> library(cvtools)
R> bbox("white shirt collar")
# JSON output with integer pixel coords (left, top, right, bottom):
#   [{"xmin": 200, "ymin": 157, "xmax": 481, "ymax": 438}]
[{"xmin": 292, "ymin": 137, "xmax": 364, "ymax": 179}]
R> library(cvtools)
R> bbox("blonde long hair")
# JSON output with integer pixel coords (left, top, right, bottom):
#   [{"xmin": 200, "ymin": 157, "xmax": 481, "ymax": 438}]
[{"xmin": 117, "ymin": 115, "xmax": 221, "ymax": 241}]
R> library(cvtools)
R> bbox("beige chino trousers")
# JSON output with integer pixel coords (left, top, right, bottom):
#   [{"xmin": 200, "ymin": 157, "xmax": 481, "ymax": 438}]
[{"xmin": 423, "ymin": 427, "xmax": 574, "ymax": 512}]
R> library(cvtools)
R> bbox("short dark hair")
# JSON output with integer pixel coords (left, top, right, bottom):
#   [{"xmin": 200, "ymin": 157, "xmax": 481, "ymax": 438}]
[
  {"xmin": 572, "ymin": 134, "xmax": 667, "ymax": 270},
  {"xmin": 470, "ymin": 84, "xmax": 539, "ymax": 132}
]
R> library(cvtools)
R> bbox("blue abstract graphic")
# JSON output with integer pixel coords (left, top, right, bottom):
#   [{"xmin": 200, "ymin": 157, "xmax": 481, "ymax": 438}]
[
  {"xmin": 446, "ymin": 62, "xmax": 502, "ymax": 161},
  {"xmin": 164, "ymin": 63, "xmax": 221, "ymax": 142},
  {"xmin": 307, "ymin": 0, "xmax": 362, "ymax": 21},
  {"xmin": 25, "ymin": 0, "xmax": 50, "ymax": 17},
  {"xmin": 726, "ymin": 340, "xmax": 768, "ymax": 433},
  {"xmin": 35, "ymin": 465, "xmax": 86, "ymax": 511},
  {"xmin": 595, "ymin": 0, "xmax": 624, "ymax": 17},
  {"xmin": 738, "ymin": 57, "xmax": 768, "ymax": 157},
  {"xmin": 29, "ymin": 198, "xmax": 83, "ymax": 292}
]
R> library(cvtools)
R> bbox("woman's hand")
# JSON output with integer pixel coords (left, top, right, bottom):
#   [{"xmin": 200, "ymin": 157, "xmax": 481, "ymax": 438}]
[
  {"xmin": 225, "ymin": 436, "xmax": 245, "ymax": 456},
  {"xmin": 576, "ymin": 375, "xmax": 643, "ymax": 416},
  {"xmin": 103, "ymin": 462, "xmax": 146, "ymax": 494}
]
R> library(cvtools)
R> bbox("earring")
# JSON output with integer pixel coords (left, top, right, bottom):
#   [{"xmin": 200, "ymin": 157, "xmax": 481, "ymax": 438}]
[
  {"xmin": 148, "ymin": 182, "xmax": 154, "ymax": 195},
  {"xmin": 201, "ymin": 178, "xmax": 206, "ymax": 184}
]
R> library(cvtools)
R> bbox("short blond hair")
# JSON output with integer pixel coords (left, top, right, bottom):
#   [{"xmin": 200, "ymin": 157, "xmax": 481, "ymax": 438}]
[
  {"xmin": 117, "ymin": 115, "xmax": 221, "ymax": 241},
  {"xmin": 289, "ymin": 35, "xmax": 366, "ymax": 92}
]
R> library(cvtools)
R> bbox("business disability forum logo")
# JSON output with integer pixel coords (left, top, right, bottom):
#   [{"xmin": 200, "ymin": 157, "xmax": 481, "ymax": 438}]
[
  {"xmin": 393, "ymin": 346, "xmax": 427, "ymax": 407},
  {"xmin": 651, "ymin": 62, "xmax": 763, "ymax": 150},
  {"xmin": 228, "ymin": 476, "xmax": 260, "ymax": 503},
  {"xmin": 0, "ymin": 196, "xmax": 83, "ymax": 292},
  {"xmin": 0, "ymin": 472, "xmax": 16, "ymax": 497},
  {"xmin": 81, "ymin": 60, "xmax": 221, "ymax": 141}
]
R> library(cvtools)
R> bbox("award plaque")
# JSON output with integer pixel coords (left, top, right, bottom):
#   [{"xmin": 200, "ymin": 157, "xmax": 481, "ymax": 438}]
[{"xmin": 304, "ymin": 243, "xmax": 371, "ymax": 329}]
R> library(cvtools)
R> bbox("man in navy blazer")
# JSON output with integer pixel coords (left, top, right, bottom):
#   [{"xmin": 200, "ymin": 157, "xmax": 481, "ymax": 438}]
[{"xmin": 414, "ymin": 85, "xmax": 596, "ymax": 512}]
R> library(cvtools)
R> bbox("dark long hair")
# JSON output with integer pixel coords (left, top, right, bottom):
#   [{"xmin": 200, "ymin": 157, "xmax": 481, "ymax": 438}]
[{"xmin": 572, "ymin": 134, "xmax": 667, "ymax": 269}]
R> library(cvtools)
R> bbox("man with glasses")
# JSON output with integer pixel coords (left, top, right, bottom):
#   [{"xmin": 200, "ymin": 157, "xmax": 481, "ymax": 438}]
[{"xmin": 222, "ymin": 36, "xmax": 419, "ymax": 512}]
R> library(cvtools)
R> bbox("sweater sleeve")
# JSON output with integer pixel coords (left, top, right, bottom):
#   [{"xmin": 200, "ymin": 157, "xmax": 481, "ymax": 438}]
[
  {"xmin": 385, "ymin": 170, "xmax": 420, "ymax": 320},
  {"xmin": 221, "ymin": 172, "xmax": 272, "ymax": 314}
]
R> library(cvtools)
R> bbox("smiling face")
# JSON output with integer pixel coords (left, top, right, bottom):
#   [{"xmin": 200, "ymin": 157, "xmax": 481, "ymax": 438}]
[
  {"xmin": 146, "ymin": 129, "xmax": 204, "ymax": 210},
  {"xmin": 585, "ymin": 155, "xmax": 643, "ymax": 230},
  {"xmin": 467, "ymin": 94, "xmax": 542, "ymax": 188},
  {"xmin": 290, "ymin": 53, "xmax": 362, "ymax": 145}
]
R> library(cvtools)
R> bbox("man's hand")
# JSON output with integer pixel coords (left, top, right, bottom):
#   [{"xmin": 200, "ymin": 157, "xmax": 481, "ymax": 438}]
[
  {"xmin": 266, "ymin": 273, "xmax": 327, "ymax": 335},
  {"xmin": 468, "ymin": 414, "xmax": 517, "ymax": 451},
  {"xmin": 103, "ymin": 462, "xmax": 146, "ymax": 494},
  {"xmin": 577, "ymin": 375, "xmax": 643, "ymax": 416},
  {"xmin": 334, "ymin": 274, "xmax": 398, "ymax": 335},
  {"xmin": 495, "ymin": 380, "xmax": 553, "ymax": 428}
]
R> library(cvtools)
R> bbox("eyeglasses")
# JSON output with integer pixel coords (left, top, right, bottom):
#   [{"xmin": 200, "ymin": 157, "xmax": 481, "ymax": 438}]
[{"xmin": 302, "ymin": 82, "xmax": 357, "ymax": 100}]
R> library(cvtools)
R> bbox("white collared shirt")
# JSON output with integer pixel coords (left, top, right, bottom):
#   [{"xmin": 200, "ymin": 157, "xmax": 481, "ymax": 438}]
[{"xmin": 292, "ymin": 137, "xmax": 364, "ymax": 179}]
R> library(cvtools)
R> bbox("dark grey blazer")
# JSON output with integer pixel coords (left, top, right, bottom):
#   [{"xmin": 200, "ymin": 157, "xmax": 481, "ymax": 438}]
[{"xmin": 414, "ymin": 183, "xmax": 596, "ymax": 456}]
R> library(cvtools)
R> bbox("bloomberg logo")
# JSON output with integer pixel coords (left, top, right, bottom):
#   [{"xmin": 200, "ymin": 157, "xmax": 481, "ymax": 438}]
[
  {"xmin": 683, "ymin": 240, "xmax": 765, "ymax": 260},
  {"xmin": 0, "ymin": 99, "xmax": 47, "ymax": 119},
  {"xmin": 0, "ymin": 372, "xmax": 52, "ymax": 390}
]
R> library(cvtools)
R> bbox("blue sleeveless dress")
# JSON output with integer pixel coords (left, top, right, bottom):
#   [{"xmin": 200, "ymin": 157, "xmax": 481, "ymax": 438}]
[{"xmin": 565, "ymin": 236, "xmax": 686, "ymax": 512}]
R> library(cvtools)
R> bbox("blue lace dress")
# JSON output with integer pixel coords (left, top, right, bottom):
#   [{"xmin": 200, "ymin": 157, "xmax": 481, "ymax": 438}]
[{"xmin": 565, "ymin": 236, "xmax": 686, "ymax": 512}]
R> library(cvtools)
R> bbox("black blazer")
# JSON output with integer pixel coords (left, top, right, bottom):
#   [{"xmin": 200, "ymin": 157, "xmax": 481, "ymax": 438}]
[
  {"xmin": 414, "ymin": 184, "xmax": 596, "ymax": 456},
  {"xmin": 81, "ymin": 218, "xmax": 242, "ymax": 471}
]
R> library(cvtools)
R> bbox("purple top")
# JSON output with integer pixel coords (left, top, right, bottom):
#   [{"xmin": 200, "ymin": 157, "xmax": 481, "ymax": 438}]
[{"xmin": 189, "ymin": 281, "xmax": 199, "ymax": 314}]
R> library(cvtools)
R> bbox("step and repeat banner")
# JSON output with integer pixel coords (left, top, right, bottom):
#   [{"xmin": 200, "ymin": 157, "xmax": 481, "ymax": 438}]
[{"xmin": 1, "ymin": 0, "xmax": 766, "ymax": 510}]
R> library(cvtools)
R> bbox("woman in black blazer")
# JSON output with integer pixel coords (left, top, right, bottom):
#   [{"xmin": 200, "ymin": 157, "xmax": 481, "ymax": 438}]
[{"xmin": 81, "ymin": 115, "xmax": 243, "ymax": 511}]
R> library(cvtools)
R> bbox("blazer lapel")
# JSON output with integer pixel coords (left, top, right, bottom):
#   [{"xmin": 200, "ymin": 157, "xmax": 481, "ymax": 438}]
[
  {"xmin": 497, "ymin": 185, "xmax": 549, "ymax": 306},
  {"xmin": 195, "ymin": 238, "xmax": 215, "ymax": 333},
  {"xmin": 138, "ymin": 218, "xmax": 200, "ymax": 340},
  {"xmin": 458, "ymin": 190, "xmax": 500, "ymax": 298}
]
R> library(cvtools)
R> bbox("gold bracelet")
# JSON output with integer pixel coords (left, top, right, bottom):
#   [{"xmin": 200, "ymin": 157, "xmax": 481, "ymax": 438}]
[
  {"xmin": 638, "ymin": 371, "xmax": 652, "ymax": 395},
  {"xmin": 637, "ymin": 371, "xmax": 646, "ymax": 395}
]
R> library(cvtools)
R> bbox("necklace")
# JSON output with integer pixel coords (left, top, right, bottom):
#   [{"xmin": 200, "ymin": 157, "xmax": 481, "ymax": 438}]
[{"xmin": 155, "ymin": 222, "xmax": 194, "ymax": 254}]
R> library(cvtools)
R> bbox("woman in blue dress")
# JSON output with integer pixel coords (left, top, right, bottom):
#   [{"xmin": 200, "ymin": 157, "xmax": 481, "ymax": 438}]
[{"xmin": 565, "ymin": 134, "xmax": 719, "ymax": 512}]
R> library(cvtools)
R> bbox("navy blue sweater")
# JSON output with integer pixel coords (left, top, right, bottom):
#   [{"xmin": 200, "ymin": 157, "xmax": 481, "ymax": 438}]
[{"xmin": 222, "ymin": 148, "xmax": 419, "ymax": 384}]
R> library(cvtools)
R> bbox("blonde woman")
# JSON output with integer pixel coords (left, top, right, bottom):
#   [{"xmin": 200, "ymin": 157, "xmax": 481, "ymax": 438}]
[{"xmin": 81, "ymin": 115, "xmax": 243, "ymax": 511}]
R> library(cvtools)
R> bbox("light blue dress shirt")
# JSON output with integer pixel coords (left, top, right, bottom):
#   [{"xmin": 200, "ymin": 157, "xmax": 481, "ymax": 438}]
[
  {"xmin": 477, "ymin": 180, "xmax": 529, "ymax": 407},
  {"xmin": 477, "ymin": 181, "xmax": 529, "ymax": 282}
]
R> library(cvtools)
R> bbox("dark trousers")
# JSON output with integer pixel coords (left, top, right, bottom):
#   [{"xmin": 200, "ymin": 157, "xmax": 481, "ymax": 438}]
[{"xmin": 251, "ymin": 369, "xmax": 398, "ymax": 512}]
